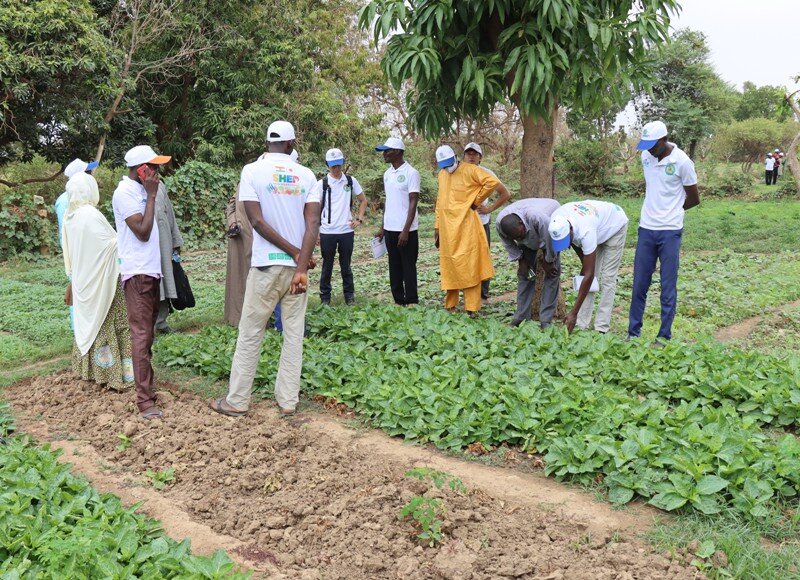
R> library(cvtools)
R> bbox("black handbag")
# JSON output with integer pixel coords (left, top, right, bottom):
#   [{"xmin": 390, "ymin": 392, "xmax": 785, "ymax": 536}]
[{"xmin": 170, "ymin": 260, "xmax": 195, "ymax": 310}]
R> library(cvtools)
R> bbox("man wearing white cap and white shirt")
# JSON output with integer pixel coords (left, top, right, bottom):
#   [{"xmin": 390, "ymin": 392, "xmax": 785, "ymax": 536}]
[
  {"xmin": 210, "ymin": 120, "xmax": 320, "ymax": 418},
  {"xmin": 313, "ymin": 148, "xmax": 367, "ymax": 305},
  {"xmin": 56, "ymin": 158, "xmax": 100, "ymax": 248},
  {"xmin": 434, "ymin": 144, "xmax": 504, "ymax": 315},
  {"xmin": 375, "ymin": 137, "xmax": 421, "ymax": 305},
  {"xmin": 548, "ymin": 200, "xmax": 628, "ymax": 334},
  {"xmin": 462, "ymin": 142, "xmax": 511, "ymax": 300},
  {"xmin": 628, "ymin": 120, "xmax": 699, "ymax": 345},
  {"xmin": 113, "ymin": 144, "xmax": 172, "ymax": 419}
]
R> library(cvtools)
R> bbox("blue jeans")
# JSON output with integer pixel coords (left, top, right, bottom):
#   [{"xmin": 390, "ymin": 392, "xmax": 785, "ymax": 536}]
[{"xmin": 628, "ymin": 227, "xmax": 682, "ymax": 340}]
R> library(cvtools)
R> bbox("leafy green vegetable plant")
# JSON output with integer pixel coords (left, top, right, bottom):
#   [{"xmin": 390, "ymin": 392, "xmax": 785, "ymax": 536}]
[
  {"xmin": 400, "ymin": 496, "xmax": 445, "ymax": 547},
  {"xmin": 146, "ymin": 467, "xmax": 176, "ymax": 491}
]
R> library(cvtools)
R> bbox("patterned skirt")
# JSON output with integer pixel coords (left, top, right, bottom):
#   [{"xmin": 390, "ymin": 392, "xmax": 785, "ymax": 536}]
[{"xmin": 72, "ymin": 287, "xmax": 134, "ymax": 391}]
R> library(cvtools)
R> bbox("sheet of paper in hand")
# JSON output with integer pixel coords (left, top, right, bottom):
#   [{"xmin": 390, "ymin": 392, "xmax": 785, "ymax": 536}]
[
  {"xmin": 371, "ymin": 237, "xmax": 387, "ymax": 259},
  {"xmin": 573, "ymin": 275, "xmax": 600, "ymax": 293}
]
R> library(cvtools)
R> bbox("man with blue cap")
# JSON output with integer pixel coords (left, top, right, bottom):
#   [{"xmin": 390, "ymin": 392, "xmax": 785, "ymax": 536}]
[
  {"xmin": 433, "ymin": 144, "xmax": 505, "ymax": 315},
  {"xmin": 548, "ymin": 200, "xmax": 628, "ymax": 334},
  {"xmin": 313, "ymin": 148, "xmax": 367, "ymax": 305},
  {"xmin": 627, "ymin": 121, "xmax": 699, "ymax": 346}
]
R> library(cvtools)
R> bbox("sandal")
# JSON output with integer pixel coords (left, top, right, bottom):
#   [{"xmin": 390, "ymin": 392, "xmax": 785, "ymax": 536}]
[
  {"xmin": 141, "ymin": 407, "xmax": 164, "ymax": 420},
  {"xmin": 209, "ymin": 398, "xmax": 247, "ymax": 417}
]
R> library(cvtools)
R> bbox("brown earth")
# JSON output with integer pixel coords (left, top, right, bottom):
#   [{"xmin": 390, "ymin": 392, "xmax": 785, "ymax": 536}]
[
  {"xmin": 714, "ymin": 298, "xmax": 800, "ymax": 342},
  {"xmin": 6, "ymin": 374, "xmax": 700, "ymax": 579}
]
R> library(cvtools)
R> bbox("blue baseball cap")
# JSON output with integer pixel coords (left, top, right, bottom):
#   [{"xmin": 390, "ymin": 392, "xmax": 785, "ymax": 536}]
[
  {"xmin": 548, "ymin": 216, "xmax": 572, "ymax": 252},
  {"xmin": 375, "ymin": 137, "xmax": 405, "ymax": 151},
  {"xmin": 435, "ymin": 145, "xmax": 456, "ymax": 168},
  {"xmin": 636, "ymin": 121, "xmax": 668, "ymax": 151},
  {"xmin": 325, "ymin": 148, "xmax": 344, "ymax": 167}
]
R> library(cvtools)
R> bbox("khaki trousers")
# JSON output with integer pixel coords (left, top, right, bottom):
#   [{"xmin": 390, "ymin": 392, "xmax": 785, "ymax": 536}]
[
  {"xmin": 227, "ymin": 266, "xmax": 308, "ymax": 411},
  {"xmin": 576, "ymin": 225, "xmax": 627, "ymax": 333},
  {"xmin": 445, "ymin": 284, "xmax": 482, "ymax": 313}
]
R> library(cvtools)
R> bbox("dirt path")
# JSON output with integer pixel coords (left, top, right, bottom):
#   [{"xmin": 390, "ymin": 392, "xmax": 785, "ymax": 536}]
[
  {"xmin": 713, "ymin": 298, "xmax": 800, "ymax": 342},
  {"xmin": 6, "ymin": 374, "xmax": 698, "ymax": 579}
]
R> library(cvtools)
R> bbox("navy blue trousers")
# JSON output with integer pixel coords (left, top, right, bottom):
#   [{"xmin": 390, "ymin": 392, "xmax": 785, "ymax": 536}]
[{"xmin": 628, "ymin": 227, "xmax": 683, "ymax": 340}]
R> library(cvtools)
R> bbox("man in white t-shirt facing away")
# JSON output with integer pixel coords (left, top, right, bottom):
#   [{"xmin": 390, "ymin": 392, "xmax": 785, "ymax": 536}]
[
  {"xmin": 462, "ymin": 142, "xmax": 511, "ymax": 300},
  {"xmin": 764, "ymin": 153, "xmax": 775, "ymax": 185},
  {"xmin": 548, "ymin": 200, "xmax": 629, "ymax": 334},
  {"xmin": 374, "ymin": 137, "xmax": 421, "ymax": 305},
  {"xmin": 628, "ymin": 121, "xmax": 699, "ymax": 345},
  {"xmin": 314, "ymin": 148, "xmax": 367, "ymax": 305},
  {"xmin": 210, "ymin": 121, "xmax": 320, "ymax": 418},
  {"xmin": 113, "ymin": 145, "xmax": 171, "ymax": 419}
]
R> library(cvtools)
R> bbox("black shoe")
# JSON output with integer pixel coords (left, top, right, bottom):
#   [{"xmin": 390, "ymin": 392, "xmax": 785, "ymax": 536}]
[
  {"xmin": 156, "ymin": 325, "xmax": 176, "ymax": 334},
  {"xmin": 345, "ymin": 297, "xmax": 355, "ymax": 306},
  {"xmin": 320, "ymin": 298, "xmax": 331, "ymax": 306}
]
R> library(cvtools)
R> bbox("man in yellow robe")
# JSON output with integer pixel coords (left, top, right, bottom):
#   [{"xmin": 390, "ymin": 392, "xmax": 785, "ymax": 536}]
[{"xmin": 434, "ymin": 145, "xmax": 509, "ymax": 315}]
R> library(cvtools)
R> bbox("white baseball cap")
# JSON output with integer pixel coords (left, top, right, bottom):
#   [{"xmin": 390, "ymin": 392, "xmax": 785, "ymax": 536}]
[
  {"xmin": 636, "ymin": 121, "xmax": 668, "ymax": 150},
  {"xmin": 266, "ymin": 120, "xmax": 296, "ymax": 143},
  {"xmin": 64, "ymin": 158, "xmax": 99, "ymax": 178},
  {"xmin": 435, "ymin": 145, "xmax": 457, "ymax": 168},
  {"xmin": 775, "ymin": 149, "xmax": 780, "ymax": 152},
  {"xmin": 124, "ymin": 145, "xmax": 171, "ymax": 167},
  {"xmin": 548, "ymin": 215, "xmax": 572, "ymax": 252},
  {"xmin": 463, "ymin": 142, "xmax": 483, "ymax": 156},
  {"xmin": 290, "ymin": 149, "xmax": 299, "ymax": 162},
  {"xmin": 325, "ymin": 148, "xmax": 344, "ymax": 167},
  {"xmin": 375, "ymin": 137, "xmax": 405, "ymax": 151}
]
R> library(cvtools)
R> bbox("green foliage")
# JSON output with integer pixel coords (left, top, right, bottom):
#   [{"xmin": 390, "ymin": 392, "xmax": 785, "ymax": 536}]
[
  {"xmin": 155, "ymin": 305, "xmax": 800, "ymax": 522},
  {"xmin": 735, "ymin": 82, "xmax": 791, "ymax": 122},
  {"xmin": 400, "ymin": 496, "xmax": 444, "ymax": 547},
  {"xmin": 712, "ymin": 118, "xmax": 798, "ymax": 170},
  {"xmin": 555, "ymin": 139, "xmax": 616, "ymax": 196},
  {"xmin": 359, "ymin": 0, "xmax": 677, "ymax": 136},
  {"xmin": 636, "ymin": 29, "xmax": 738, "ymax": 157},
  {"xmin": 163, "ymin": 161, "xmax": 239, "ymax": 249},
  {"xmin": 0, "ymin": 429, "xmax": 247, "ymax": 577},
  {"xmin": 117, "ymin": 433, "xmax": 132, "ymax": 451},
  {"xmin": 702, "ymin": 171, "xmax": 753, "ymax": 197},
  {"xmin": 0, "ymin": 0, "xmax": 118, "ymax": 164},
  {"xmin": 145, "ymin": 468, "xmax": 176, "ymax": 491},
  {"xmin": 405, "ymin": 468, "xmax": 466, "ymax": 493}
]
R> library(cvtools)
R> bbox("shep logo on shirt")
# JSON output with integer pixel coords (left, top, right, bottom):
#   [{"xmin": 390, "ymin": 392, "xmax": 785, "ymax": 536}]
[
  {"xmin": 665, "ymin": 163, "xmax": 676, "ymax": 176},
  {"xmin": 270, "ymin": 168, "xmax": 303, "ymax": 196},
  {"xmin": 571, "ymin": 202, "xmax": 597, "ymax": 217},
  {"xmin": 397, "ymin": 175, "xmax": 406, "ymax": 183}
]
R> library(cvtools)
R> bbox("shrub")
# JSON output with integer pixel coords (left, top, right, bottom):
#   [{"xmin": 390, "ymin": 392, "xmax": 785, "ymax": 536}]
[
  {"xmin": 555, "ymin": 139, "xmax": 616, "ymax": 196},
  {"xmin": 703, "ymin": 172, "xmax": 753, "ymax": 197}
]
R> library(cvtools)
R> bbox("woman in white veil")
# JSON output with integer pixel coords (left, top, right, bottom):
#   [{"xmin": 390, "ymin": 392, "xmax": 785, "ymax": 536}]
[{"xmin": 63, "ymin": 172, "xmax": 133, "ymax": 390}]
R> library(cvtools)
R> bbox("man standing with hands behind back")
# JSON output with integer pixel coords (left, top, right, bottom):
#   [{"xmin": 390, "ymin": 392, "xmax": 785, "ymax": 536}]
[
  {"xmin": 628, "ymin": 120, "xmax": 699, "ymax": 345},
  {"xmin": 375, "ymin": 137, "xmax": 421, "ymax": 306},
  {"xmin": 113, "ymin": 145, "xmax": 171, "ymax": 419},
  {"xmin": 210, "ymin": 121, "xmax": 320, "ymax": 418}
]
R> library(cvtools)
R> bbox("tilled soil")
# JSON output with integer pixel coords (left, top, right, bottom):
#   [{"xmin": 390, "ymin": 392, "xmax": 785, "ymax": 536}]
[{"xmin": 6, "ymin": 374, "xmax": 700, "ymax": 579}]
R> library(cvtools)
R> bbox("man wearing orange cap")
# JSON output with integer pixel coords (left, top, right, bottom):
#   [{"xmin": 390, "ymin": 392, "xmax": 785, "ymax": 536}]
[{"xmin": 112, "ymin": 145, "xmax": 172, "ymax": 419}]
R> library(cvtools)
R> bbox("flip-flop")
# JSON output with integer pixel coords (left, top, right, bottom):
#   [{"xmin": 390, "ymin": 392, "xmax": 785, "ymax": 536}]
[
  {"xmin": 141, "ymin": 408, "xmax": 164, "ymax": 420},
  {"xmin": 209, "ymin": 398, "xmax": 247, "ymax": 417}
]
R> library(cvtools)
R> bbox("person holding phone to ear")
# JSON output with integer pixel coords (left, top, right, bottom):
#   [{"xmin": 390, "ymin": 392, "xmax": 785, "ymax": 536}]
[{"xmin": 112, "ymin": 145, "xmax": 172, "ymax": 420}]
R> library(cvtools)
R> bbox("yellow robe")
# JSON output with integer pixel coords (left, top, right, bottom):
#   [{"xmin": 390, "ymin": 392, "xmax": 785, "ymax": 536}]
[{"xmin": 435, "ymin": 163, "xmax": 499, "ymax": 290}]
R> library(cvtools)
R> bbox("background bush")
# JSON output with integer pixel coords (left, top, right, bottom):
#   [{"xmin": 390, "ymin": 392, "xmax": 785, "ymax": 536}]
[{"xmin": 555, "ymin": 139, "xmax": 617, "ymax": 196}]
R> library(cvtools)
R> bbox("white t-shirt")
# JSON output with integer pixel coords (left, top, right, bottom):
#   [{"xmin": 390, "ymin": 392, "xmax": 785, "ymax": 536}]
[
  {"xmin": 552, "ymin": 200, "xmax": 628, "ymax": 255},
  {"xmin": 238, "ymin": 153, "xmax": 320, "ymax": 268},
  {"xmin": 640, "ymin": 143, "xmax": 698, "ymax": 230},
  {"xmin": 765, "ymin": 157, "xmax": 775, "ymax": 171},
  {"xmin": 112, "ymin": 176, "xmax": 162, "ymax": 277},
  {"xmin": 313, "ymin": 173, "xmax": 363, "ymax": 235},
  {"xmin": 476, "ymin": 166, "xmax": 498, "ymax": 226},
  {"xmin": 383, "ymin": 162, "xmax": 420, "ymax": 232}
]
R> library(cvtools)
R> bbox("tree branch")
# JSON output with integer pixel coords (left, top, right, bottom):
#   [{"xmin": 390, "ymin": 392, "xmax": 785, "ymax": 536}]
[{"xmin": 0, "ymin": 168, "xmax": 63, "ymax": 189}]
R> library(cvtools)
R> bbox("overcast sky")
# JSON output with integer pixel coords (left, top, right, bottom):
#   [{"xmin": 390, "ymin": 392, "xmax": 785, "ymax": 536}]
[{"xmin": 669, "ymin": 0, "xmax": 799, "ymax": 91}]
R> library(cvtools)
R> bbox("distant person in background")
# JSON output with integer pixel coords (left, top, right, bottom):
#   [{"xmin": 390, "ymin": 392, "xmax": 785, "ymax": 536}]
[
  {"xmin": 113, "ymin": 145, "xmax": 171, "ymax": 419},
  {"xmin": 773, "ymin": 149, "xmax": 781, "ymax": 182},
  {"xmin": 315, "ymin": 148, "xmax": 367, "ymax": 305},
  {"xmin": 225, "ymin": 149, "xmax": 298, "ymax": 328},
  {"xmin": 461, "ymin": 142, "xmax": 511, "ymax": 301},
  {"xmin": 627, "ymin": 121, "xmax": 699, "ymax": 346},
  {"xmin": 433, "ymin": 144, "xmax": 504, "ymax": 316},
  {"xmin": 154, "ymin": 184, "xmax": 184, "ymax": 334},
  {"xmin": 778, "ymin": 152, "xmax": 785, "ymax": 180},
  {"xmin": 375, "ymin": 137, "xmax": 420, "ymax": 306},
  {"xmin": 549, "ymin": 200, "xmax": 629, "ymax": 334},
  {"xmin": 765, "ymin": 153, "xmax": 775, "ymax": 185},
  {"xmin": 62, "ymin": 173, "xmax": 133, "ymax": 391},
  {"xmin": 495, "ymin": 198, "xmax": 561, "ymax": 328}
]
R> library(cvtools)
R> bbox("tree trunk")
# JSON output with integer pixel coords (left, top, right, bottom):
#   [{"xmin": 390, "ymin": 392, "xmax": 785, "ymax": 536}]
[
  {"xmin": 785, "ymin": 92, "xmax": 800, "ymax": 194},
  {"xmin": 519, "ymin": 112, "xmax": 557, "ymax": 198},
  {"xmin": 518, "ymin": 109, "xmax": 565, "ymax": 320}
]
